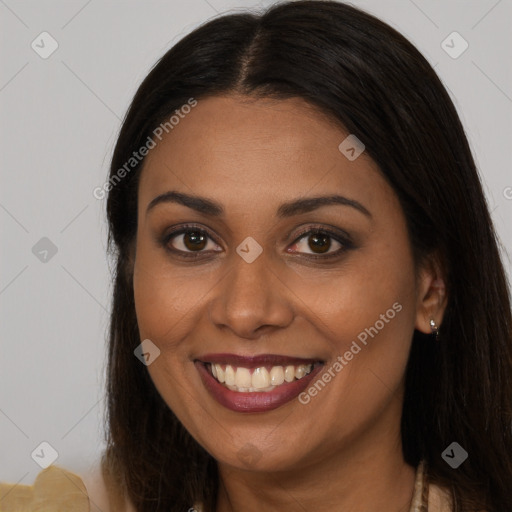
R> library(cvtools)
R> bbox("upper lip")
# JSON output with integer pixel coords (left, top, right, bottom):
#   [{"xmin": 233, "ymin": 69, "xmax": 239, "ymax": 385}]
[{"xmin": 196, "ymin": 353, "xmax": 323, "ymax": 368}]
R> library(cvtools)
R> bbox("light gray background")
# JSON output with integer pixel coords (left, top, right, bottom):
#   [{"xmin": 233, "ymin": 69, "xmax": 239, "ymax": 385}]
[{"xmin": 1, "ymin": 0, "xmax": 511, "ymax": 484}]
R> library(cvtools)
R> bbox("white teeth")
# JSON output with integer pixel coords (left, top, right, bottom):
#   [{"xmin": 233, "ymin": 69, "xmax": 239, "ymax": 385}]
[
  {"xmin": 252, "ymin": 367, "xmax": 270, "ymax": 389},
  {"xmin": 295, "ymin": 366, "xmax": 306, "ymax": 379},
  {"xmin": 235, "ymin": 367, "xmax": 252, "ymax": 388},
  {"xmin": 284, "ymin": 365, "xmax": 295, "ymax": 382},
  {"xmin": 270, "ymin": 366, "xmax": 284, "ymax": 385},
  {"xmin": 225, "ymin": 365, "xmax": 236, "ymax": 386},
  {"xmin": 210, "ymin": 363, "xmax": 313, "ymax": 392}
]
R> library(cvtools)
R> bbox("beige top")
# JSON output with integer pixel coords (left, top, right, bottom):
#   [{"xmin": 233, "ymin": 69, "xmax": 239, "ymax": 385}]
[{"xmin": 0, "ymin": 460, "xmax": 455, "ymax": 511}]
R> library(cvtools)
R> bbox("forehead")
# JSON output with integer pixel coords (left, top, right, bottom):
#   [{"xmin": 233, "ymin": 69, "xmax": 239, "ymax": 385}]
[{"xmin": 138, "ymin": 94, "xmax": 389, "ymax": 217}]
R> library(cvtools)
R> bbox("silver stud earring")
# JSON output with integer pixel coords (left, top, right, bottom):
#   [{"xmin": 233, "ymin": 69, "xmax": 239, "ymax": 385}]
[{"xmin": 430, "ymin": 319, "xmax": 440, "ymax": 341}]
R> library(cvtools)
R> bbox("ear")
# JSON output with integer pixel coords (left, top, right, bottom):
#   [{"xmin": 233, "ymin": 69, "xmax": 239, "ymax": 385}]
[{"xmin": 414, "ymin": 256, "xmax": 448, "ymax": 335}]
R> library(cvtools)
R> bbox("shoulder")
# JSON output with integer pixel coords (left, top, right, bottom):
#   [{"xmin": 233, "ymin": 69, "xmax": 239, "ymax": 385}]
[
  {"xmin": 0, "ymin": 462, "xmax": 137, "ymax": 512},
  {"xmin": 0, "ymin": 465, "xmax": 89, "ymax": 511},
  {"xmin": 428, "ymin": 480, "xmax": 454, "ymax": 512},
  {"xmin": 428, "ymin": 480, "xmax": 489, "ymax": 512},
  {"xmin": 411, "ymin": 461, "xmax": 459, "ymax": 512},
  {"xmin": 79, "ymin": 461, "xmax": 137, "ymax": 512}
]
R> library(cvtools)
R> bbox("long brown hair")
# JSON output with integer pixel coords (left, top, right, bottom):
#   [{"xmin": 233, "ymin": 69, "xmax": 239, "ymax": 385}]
[{"xmin": 102, "ymin": 1, "xmax": 512, "ymax": 510}]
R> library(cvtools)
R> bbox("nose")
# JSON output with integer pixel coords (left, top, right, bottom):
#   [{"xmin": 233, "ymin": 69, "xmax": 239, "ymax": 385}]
[{"xmin": 208, "ymin": 249, "xmax": 294, "ymax": 340}]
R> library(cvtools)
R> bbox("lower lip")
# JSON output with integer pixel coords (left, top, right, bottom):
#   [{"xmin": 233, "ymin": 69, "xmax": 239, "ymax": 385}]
[{"xmin": 195, "ymin": 361, "xmax": 324, "ymax": 413}]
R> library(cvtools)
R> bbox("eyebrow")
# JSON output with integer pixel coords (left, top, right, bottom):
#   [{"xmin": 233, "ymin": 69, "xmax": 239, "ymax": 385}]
[{"xmin": 146, "ymin": 191, "xmax": 372, "ymax": 219}]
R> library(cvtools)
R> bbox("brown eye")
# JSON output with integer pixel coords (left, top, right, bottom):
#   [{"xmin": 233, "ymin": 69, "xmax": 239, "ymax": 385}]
[
  {"xmin": 164, "ymin": 226, "xmax": 221, "ymax": 256},
  {"xmin": 183, "ymin": 231, "xmax": 207, "ymax": 251},
  {"xmin": 307, "ymin": 232, "xmax": 332, "ymax": 254},
  {"xmin": 287, "ymin": 228, "xmax": 354, "ymax": 259}
]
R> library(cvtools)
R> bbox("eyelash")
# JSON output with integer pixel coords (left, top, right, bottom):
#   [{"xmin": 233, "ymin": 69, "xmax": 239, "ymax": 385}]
[{"xmin": 160, "ymin": 223, "xmax": 354, "ymax": 261}]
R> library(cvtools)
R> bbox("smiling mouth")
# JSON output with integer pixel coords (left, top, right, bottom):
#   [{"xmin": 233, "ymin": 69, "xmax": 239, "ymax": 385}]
[
  {"xmin": 205, "ymin": 362, "xmax": 317, "ymax": 392},
  {"xmin": 195, "ymin": 355, "xmax": 325, "ymax": 412}
]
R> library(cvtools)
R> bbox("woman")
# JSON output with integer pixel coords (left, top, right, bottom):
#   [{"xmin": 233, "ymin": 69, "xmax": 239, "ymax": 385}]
[{"xmin": 2, "ymin": 1, "xmax": 511, "ymax": 511}]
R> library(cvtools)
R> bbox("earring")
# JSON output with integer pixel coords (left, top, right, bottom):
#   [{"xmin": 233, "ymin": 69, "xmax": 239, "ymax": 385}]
[{"xmin": 430, "ymin": 319, "xmax": 440, "ymax": 341}]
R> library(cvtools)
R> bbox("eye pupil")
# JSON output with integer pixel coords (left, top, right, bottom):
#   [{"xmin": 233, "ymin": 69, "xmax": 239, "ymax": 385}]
[
  {"xmin": 184, "ymin": 231, "xmax": 207, "ymax": 251},
  {"xmin": 308, "ymin": 233, "xmax": 331, "ymax": 253}
]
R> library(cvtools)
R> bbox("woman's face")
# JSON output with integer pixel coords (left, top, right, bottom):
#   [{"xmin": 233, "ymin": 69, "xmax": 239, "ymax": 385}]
[{"xmin": 133, "ymin": 94, "xmax": 436, "ymax": 472}]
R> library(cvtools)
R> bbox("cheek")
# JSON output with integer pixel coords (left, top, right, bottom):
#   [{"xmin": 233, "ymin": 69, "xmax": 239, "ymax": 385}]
[
  {"xmin": 296, "ymin": 237, "xmax": 416, "ymax": 381},
  {"xmin": 303, "ymin": 246, "xmax": 417, "ymax": 408},
  {"xmin": 284, "ymin": 259, "xmax": 417, "ymax": 453},
  {"xmin": 132, "ymin": 243, "xmax": 209, "ymax": 425},
  {"xmin": 293, "ymin": 249, "xmax": 417, "ymax": 356},
  {"xmin": 133, "ymin": 240, "xmax": 213, "ymax": 344}
]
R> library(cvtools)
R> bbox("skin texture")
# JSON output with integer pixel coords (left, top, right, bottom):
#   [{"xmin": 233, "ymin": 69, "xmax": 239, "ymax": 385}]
[{"xmin": 132, "ymin": 94, "xmax": 447, "ymax": 512}]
